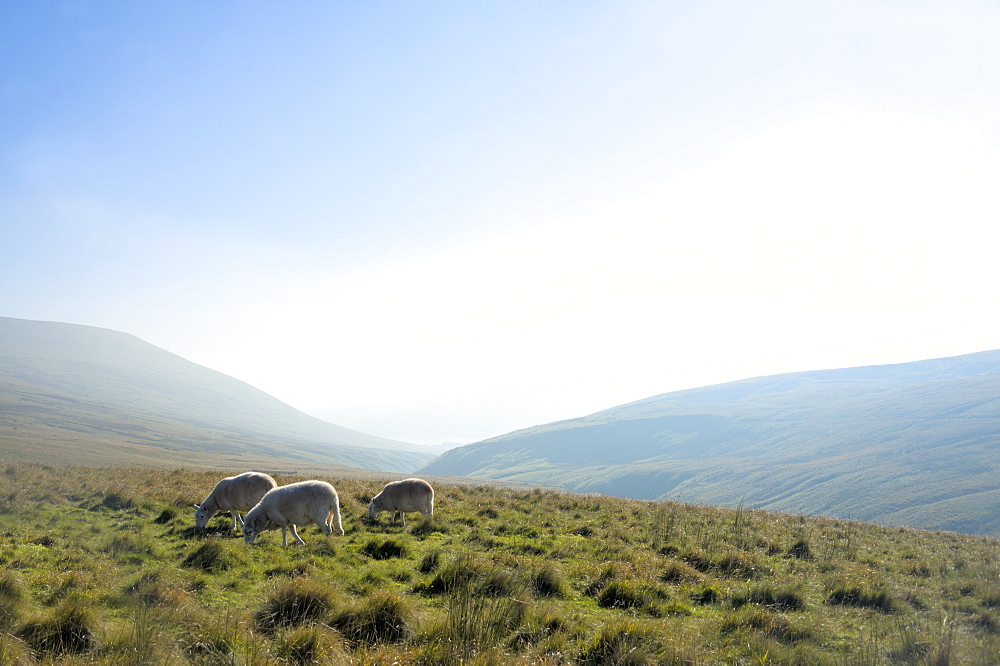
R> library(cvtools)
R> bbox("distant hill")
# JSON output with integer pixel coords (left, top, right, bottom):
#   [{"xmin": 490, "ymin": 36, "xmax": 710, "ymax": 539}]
[
  {"xmin": 0, "ymin": 317, "xmax": 433, "ymax": 473},
  {"xmin": 419, "ymin": 350, "xmax": 1000, "ymax": 536}
]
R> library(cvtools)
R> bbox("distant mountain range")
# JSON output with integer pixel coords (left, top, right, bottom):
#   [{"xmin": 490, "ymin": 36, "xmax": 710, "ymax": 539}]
[
  {"xmin": 419, "ymin": 350, "xmax": 1000, "ymax": 536},
  {"xmin": 5, "ymin": 316, "xmax": 998, "ymax": 536},
  {"xmin": 0, "ymin": 317, "xmax": 434, "ymax": 473}
]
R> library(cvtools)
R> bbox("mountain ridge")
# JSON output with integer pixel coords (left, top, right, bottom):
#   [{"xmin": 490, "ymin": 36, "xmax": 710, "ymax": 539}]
[
  {"xmin": 0, "ymin": 316, "xmax": 433, "ymax": 473},
  {"xmin": 418, "ymin": 350, "xmax": 1000, "ymax": 536}
]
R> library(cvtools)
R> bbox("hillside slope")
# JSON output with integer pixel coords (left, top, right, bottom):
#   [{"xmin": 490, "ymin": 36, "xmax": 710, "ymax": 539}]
[
  {"xmin": 419, "ymin": 350, "xmax": 1000, "ymax": 536},
  {"xmin": 0, "ymin": 317, "xmax": 433, "ymax": 473}
]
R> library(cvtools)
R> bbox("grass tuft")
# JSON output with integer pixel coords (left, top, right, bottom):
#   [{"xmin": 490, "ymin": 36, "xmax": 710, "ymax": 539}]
[
  {"xmin": 530, "ymin": 564, "xmax": 566, "ymax": 597},
  {"xmin": 660, "ymin": 560, "xmax": 700, "ymax": 583},
  {"xmin": 254, "ymin": 579, "xmax": 332, "ymax": 633},
  {"xmin": 96, "ymin": 491, "xmax": 135, "ymax": 511},
  {"xmin": 826, "ymin": 584, "xmax": 897, "ymax": 613},
  {"xmin": 731, "ymin": 583, "xmax": 807, "ymax": 611},
  {"xmin": 578, "ymin": 620, "xmax": 661, "ymax": 665},
  {"xmin": 417, "ymin": 550, "xmax": 441, "ymax": 574},
  {"xmin": 181, "ymin": 538, "xmax": 232, "ymax": 572},
  {"xmin": 273, "ymin": 625, "xmax": 348, "ymax": 665},
  {"xmin": 720, "ymin": 607, "xmax": 812, "ymax": 644},
  {"xmin": 361, "ymin": 537, "xmax": 409, "ymax": 560},
  {"xmin": 330, "ymin": 591, "xmax": 413, "ymax": 646},
  {"xmin": 153, "ymin": 507, "xmax": 177, "ymax": 524},
  {"xmin": 788, "ymin": 537, "xmax": 813, "ymax": 559},
  {"xmin": 596, "ymin": 580, "xmax": 648, "ymax": 610},
  {"xmin": 0, "ymin": 574, "xmax": 24, "ymax": 630},
  {"xmin": 17, "ymin": 601, "xmax": 95, "ymax": 656}
]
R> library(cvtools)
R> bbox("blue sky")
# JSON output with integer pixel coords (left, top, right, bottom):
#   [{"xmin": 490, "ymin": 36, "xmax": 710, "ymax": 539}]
[{"xmin": 3, "ymin": 1, "xmax": 1000, "ymax": 445}]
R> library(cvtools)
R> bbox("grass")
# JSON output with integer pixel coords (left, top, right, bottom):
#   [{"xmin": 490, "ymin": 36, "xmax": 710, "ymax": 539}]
[{"xmin": 0, "ymin": 462, "xmax": 997, "ymax": 664}]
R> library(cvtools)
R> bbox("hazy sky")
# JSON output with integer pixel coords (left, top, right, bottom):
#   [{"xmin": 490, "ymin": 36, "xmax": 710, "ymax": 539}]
[{"xmin": 3, "ymin": 1, "xmax": 1000, "ymax": 446}]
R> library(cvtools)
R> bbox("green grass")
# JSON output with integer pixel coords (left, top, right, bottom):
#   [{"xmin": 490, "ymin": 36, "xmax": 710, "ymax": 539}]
[{"xmin": 0, "ymin": 463, "xmax": 997, "ymax": 664}]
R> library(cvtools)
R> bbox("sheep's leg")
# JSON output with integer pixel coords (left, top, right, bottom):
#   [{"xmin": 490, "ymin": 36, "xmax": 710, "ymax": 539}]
[
  {"xmin": 230, "ymin": 511, "xmax": 242, "ymax": 531},
  {"xmin": 289, "ymin": 524, "xmax": 305, "ymax": 545},
  {"xmin": 400, "ymin": 511, "xmax": 406, "ymax": 526},
  {"xmin": 281, "ymin": 526, "xmax": 288, "ymax": 546}
]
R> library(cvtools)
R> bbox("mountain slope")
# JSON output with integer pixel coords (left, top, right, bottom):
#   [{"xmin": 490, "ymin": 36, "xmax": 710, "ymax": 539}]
[
  {"xmin": 419, "ymin": 351, "xmax": 1000, "ymax": 535},
  {"xmin": 0, "ymin": 317, "xmax": 433, "ymax": 473}
]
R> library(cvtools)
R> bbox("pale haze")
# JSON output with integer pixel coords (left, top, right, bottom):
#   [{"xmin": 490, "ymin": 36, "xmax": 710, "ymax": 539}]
[{"xmin": 3, "ymin": 2, "xmax": 999, "ymax": 446}]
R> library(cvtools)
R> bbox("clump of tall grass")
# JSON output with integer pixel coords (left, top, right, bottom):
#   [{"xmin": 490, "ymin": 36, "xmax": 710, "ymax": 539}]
[
  {"xmin": 254, "ymin": 579, "xmax": 333, "ymax": 633},
  {"xmin": 529, "ymin": 564, "xmax": 566, "ymax": 597},
  {"xmin": 272, "ymin": 625, "xmax": 348, "ymax": 665},
  {"xmin": 420, "ymin": 553, "xmax": 494, "ymax": 595},
  {"xmin": 329, "ymin": 591, "xmax": 413, "ymax": 646},
  {"xmin": 577, "ymin": 619, "xmax": 663, "ymax": 665},
  {"xmin": 410, "ymin": 517, "xmax": 446, "ymax": 536},
  {"xmin": 440, "ymin": 582, "xmax": 527, "ymax": 660},
  {"xmin": 691, "ymin": 583, "xmax": 722, "ymax": 605},
  {"xmin": 361, "ymin": 537, "xmax": 409, "ymax": 560},
  {"xmin": 788, "ymin": 536, "xmax": 813, "ymax": 560},
  {"xmin": 153, "ymin": 507, "xmax": 177, "ymax": 524},
  {"xmin": 731, "ymin": 583, "xmax": 807, "ymax": 612},
  {"xmin": 17, "ymin": 600, "xmax": 95, "ymax": 657},
  {"xmin": 596, "ymin": 580, "xmax": 649, "ymax": 610},
  {"xmin": 826, "ymin": 583, "xmax": 896, "ymax": 613},
  {"xmin": 660, "ymin": 560, "xmax": 701, "ymax": 583},
  {"xmin": 419, "ymin": 554, "xmax": 530, "ymax": 661},
  {"xmin": 102, "ymin": 531, "xmax": 160, "ymax": 563},
  {"xmin": 719, "ymin": 607, "xmax": 812, "ymax": 644},
  {"xmin": 418, "ymin": 550, "xmax": 441, "ymax": 574},
  {"xmin": 100, "ymin": 604, "xmax": 185, "ymax": 665},
  {"xmin": 507, "ymin": 601, "xmax": 573, "ymax": 650},
  {"xmin": 890, "ymin": 616, "xmax": 956, "ymax": 664},
  {"xmin": 0, "ymin": 574, "xmax": 24, "ymax": 630},
  {"xmin": 124, "ymin": 571, "xmax": 188, "ymax": 607},
  {"xmin": 649, "ymin": 501, "xmax": 681, "ymax": 549},
  {"xmin": 179, "ymin": 609, "xmax": 245, "ymax": 663},
  {"xmin": 93, "ymin": 491, "xmax": 135, "ymax": 511},
  {"xmin": 181, "ymin": 538, "xmax": 235, "ymax": 572}
]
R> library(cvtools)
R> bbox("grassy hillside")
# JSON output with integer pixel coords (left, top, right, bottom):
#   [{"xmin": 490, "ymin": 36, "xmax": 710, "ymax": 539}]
[
  {"xmin": 0, "ymin": 317, "xmax": 432, "ymax": 473},
  {"xmin": 0, "ymin": 463, "xmax": 996, "ymax": 664},
  {"xmin": 419, "ymin": 350, "xmax": 1000, "ymax": 537}
]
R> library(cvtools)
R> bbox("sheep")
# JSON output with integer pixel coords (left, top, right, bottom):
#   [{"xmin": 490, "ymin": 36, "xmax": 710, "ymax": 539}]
[
  {"xmin": 242, "ymin": 480, "xmax": 345, "ymax": 546},
  {"xmin": 195, "ymin": 471, "xmax": 277, "ymax": 531},
  {"xmin": 368, "ymin": 478, "xmax": 434, "ymax": 526}
]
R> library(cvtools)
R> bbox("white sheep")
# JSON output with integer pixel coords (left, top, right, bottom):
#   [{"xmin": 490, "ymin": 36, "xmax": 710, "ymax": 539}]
[
  {"xmin": 368, "ymin": 478, "xmax": 434, "ymax": 526},
  {"xmin": 242, "ymin": 480, "xmax": 345, "ymax": 546},
  {"xmin": 195, "ymin": 471, "xmax": 277, "ymax": 531}
]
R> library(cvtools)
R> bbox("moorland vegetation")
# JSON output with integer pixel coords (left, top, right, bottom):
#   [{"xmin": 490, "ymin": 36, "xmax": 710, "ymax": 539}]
[{"xmin": 0, "ymin": 464, "xmax": 997, "ymax": 664}]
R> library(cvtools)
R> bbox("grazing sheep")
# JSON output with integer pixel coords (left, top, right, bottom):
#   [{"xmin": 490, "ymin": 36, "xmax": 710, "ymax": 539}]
[
  {"xmin": 243, "ymin": 480, "xmax": 345, "ymax": 546},
  {"xmin": 368, "ymin": 478, "xmax": 434, "ymax": 526},
  {"xmin": 195, "ymin": 472, "xmax": 277, "ymax": 531}
]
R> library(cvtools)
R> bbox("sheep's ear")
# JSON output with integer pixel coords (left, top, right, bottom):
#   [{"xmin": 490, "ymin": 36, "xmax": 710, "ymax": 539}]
[{"xmin": 194, "ymin": 504, "xmax": 201, "ymax": 509}]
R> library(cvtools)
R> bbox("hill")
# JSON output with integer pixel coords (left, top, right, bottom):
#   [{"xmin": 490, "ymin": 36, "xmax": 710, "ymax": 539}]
[
  {"xmin": 0, "ymin": 463, "xmax": 997, "ymax": 663},
  {"xmin": 419, "ymin": 350, "xmax": 1000, "ymax": 536},
  {"xmin": 0, "ymin": 317, "xmax": 433, "ymax": 473}
]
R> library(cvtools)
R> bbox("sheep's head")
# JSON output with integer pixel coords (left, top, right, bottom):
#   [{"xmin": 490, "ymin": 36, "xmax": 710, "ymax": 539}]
[
  {"xmin": 368, "ymin": 500, "xmax": 378, "ymax": 520},
  {"xmin": 194, "ymin": 504, "xmax": 214, "ymax": 528},
  {"xmin": 243, "ymin": 521, "xmax": 259, "ymax": 544}
]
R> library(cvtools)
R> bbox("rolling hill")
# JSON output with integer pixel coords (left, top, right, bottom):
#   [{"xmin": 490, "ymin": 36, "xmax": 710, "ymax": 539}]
[
  {"xmin": 419, "ymin": 350, "xmax": 1000, "ymax": 536},
  {"xmin": 0, "ymin": 317, "xmax": 433, "ymax": 473}
]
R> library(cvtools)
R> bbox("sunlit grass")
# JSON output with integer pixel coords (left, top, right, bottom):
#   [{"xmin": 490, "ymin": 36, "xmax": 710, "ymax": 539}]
[{"xmin": 0, "ymin": 463, "xmax": 996, "ymax": 663}]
